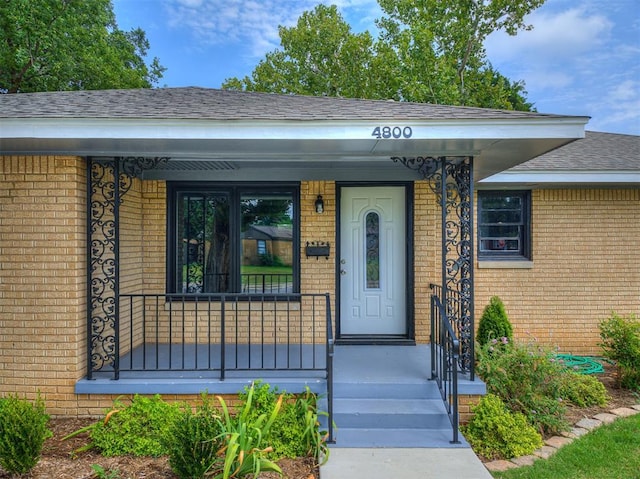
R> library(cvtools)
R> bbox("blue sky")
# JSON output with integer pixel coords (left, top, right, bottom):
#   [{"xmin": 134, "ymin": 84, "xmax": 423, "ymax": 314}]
[{"xmin": 114, "ymin": 0, "xmax": 640, "ymax": 135}]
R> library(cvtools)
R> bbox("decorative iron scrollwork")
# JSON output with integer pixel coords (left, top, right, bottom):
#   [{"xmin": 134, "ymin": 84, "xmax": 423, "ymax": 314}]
[
  {"xmin": 87, "ymin": 156, "xmax": 169, "ymax": 379},
  {"xmin": 391, "ymin": 156, "xmax": 442, "ymax": 180},
  {"xmin": 393, "ymin": 155, "xmax": 475, "ymax": 376}
]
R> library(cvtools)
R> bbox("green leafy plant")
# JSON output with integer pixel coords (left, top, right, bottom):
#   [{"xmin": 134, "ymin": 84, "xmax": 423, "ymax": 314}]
[
  {"xmin": 462, "ymin": 393, "xmax": 543, "ymax": 460},
  {"xmin": 599, "ymin": 312, "xmax": 640, "ymax": 391},
  {"xmin": 558, "ymin": 372, "xmax": 609, "ymax": 408},
  {"xmin": 211, "ymin": 383, "xmax": 283, "ymax": 479},
  {"xmin": 476, "ymin": 296, "xmax": 513, "ymax": 347},
  {"xmin": 166, "ymin": 394, "xmax": 224, "ymax": 479},
  {"xmin": 65, "ymin": 395, "xmax": 183, "ymax": 457},
  {"xmin": 477, "ymin": 340, "xmax": 569, "ymax": 435},
  {"xmin": 238, "ymin": 381, "xmax": 329, "ymax": 464},
  {"xmin": 0, "ymin": 393, "xmax": 52, "ymax": 474},
  {"xmin": 91, "ymin": 464, "xmax": 121, "ymax": 479}
]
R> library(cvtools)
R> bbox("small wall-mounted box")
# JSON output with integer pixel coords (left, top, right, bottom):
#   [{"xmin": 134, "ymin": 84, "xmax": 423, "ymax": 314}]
[{"xmin": 306, "ymin": 241, "xmax": 330, "ymax": 259}]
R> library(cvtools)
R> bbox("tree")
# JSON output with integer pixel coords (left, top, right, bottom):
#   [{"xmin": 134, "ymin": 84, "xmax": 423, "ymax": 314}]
[
  {"xmin": 223, "ymin": 5, "xmax": 394, "ymax": 100},
  {"xmin": 0, "ymin": 0, "xmax": 165, "ymax": 93},
  {"xmin": 224, "ymin": 0, "xmax": 544, "ymax": 110},
  {"xmin": 376, "ymin": 0, "xmax": 544, "ymax": 107}
]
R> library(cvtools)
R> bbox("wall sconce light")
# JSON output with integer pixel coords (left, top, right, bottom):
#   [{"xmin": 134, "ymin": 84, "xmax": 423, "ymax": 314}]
[{"xmin": 315, "ymin": 194, "xmax": 324, "ymax": 214}]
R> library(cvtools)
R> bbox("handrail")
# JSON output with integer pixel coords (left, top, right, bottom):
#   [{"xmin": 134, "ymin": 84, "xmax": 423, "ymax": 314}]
[
  {"xmin": 324, "ymin": 293, "xmax": 335, "ymax": 444},
  {"xmin": 429, "ymin": 283, "xmax": 461, "ymax": 444}
]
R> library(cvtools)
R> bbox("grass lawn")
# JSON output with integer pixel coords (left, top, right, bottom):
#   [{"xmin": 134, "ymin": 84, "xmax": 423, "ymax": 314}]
[
  {"xmin": 241, "ymin": 265, "xmax": 293, "ymax": 275},
  {"xmin": 493, "ymin": 414, "xmax": 640, "ymax": 479}
]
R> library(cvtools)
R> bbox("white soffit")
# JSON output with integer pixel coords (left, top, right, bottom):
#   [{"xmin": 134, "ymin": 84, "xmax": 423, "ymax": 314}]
[
  {"xmin": 479, "ymin": 170, "xmax": 640, "ymax": 186},
  {"xmin": 0, "ymin": 116, "xmax": 588, "ymax": 181}
]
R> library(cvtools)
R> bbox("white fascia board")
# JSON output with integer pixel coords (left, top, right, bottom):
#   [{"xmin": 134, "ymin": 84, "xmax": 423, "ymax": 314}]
[
  {"xmin": 0, "ymin": 116, "xmax": 588, "ymax": 142},
  {"xmin": 480, "ymin": 170, "xmax": 640, "ymax": 185}
]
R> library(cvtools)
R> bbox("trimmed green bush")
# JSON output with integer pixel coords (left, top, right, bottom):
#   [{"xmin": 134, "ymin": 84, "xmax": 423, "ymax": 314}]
[
  {"xmin": 558, "ymin": 372, "xmax": 609, "ymax": 408},
  {"xmin": 0, "ymin": 394, "xmax": 52, "ymax": 474},
  {"xmin": 90, "ymin": 395, "xmax": 182, "ymax": 457},
  {"xmin": 477, "ymin": 340, "xmax": 569, "ymax": 435},
  {"xmin": 167, "ymin": 395, "xmax": 224, "ymax": 479},
  {"xmin": 476, "ymin": 296, "xmax": 513, "ymax": 347},
  {"xmin": 599, "ymin": 312, "xmax": 640, "ymax": 391},
  {"xmin": 463, "ymin": 394, "xmax": 542, "ymax": 460}
]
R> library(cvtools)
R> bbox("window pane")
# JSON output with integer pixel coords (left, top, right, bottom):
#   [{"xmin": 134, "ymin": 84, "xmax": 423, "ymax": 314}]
[
  {"xmin": 365, "ymin": 212, "xmax": 380, "ymax": 289},
  {"xmin": 240, "ymin": 193, "xmax": 294, "ymax": 293},
  {"xmin": 177, "ymin": 193, "xmax": 230, "ymax": 293},
  {"xmin": 478, "ymin": 192, "xmax": 528, "ymax": 258}
]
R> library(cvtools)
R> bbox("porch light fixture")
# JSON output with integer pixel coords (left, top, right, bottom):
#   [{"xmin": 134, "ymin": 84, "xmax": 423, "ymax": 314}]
[{"xmin": 315, "ymin": 194, "xmax": 325, "ymax": 214}]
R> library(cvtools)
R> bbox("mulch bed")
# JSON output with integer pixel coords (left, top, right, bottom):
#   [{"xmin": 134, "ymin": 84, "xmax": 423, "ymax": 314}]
[{"xmin": 0, "ymin": 362, "xmax": 636, "ymax": 478}]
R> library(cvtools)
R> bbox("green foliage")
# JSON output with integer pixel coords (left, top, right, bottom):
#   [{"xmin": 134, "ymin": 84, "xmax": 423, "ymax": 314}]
[
  {"xmin": 599, "ymin": 312, "xmax": 640, "ymax": 390},
  {"xmin": 224, "ymin": 1, "xmax": 544, "ymax": 110},
  {"xmin": 167, "ymin": 395, "xmax": 224, "ymax": 479},
  {"xmin": 462, "ymin": 394, "xmax": 542, "ymax": 460},
  {"xmin": 476, "ymin": 296, "xmax": 513, "ymax": 347},
  {"xmin": 211, "ymin": 383, "xmax": 282, "ymax": 479},
  {"xmin": 91, "ymin": 464, "xmax": 121, "ymax": 479},
  {"xmin": 477, "ymin": 341, "xmax": 569, "ymax": 435},
  {"xmin": 0, "ymin": 393, "xmax": 52, "ymax": 474},
  {"xmin": 558, "ymin": 372, "xmax": 609, "ymax": 408},
  {"xmin": 0, "ymin": 0, "xmax": 164, "ymax": 93},
  {"xmin": 90, "ymin": 395, "xmax": 182, "ymax": 457}
]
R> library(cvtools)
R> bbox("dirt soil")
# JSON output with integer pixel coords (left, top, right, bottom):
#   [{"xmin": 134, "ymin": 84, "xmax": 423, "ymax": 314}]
[
  {"xmin": 1, "ymin": 363, "xmax": 636, "ymax": 479},
  {"xmin": 0, "ymin": 417, "xmax": 319, "ymax": 479}
]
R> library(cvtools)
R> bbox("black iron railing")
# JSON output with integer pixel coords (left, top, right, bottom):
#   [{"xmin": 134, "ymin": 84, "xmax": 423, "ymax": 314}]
[
  {"xmin": 197, "ymin": 273, "xmax": 294, "ymax": 293},
  {"xmin": 430, "ymin": 283, "xmax": 461, "ymax": 444},
  {"xmin": 324, "ymin": 293, "xmax": 335, "ymax": 444},
  {"xmin": 114, "ymin": 293, "xmax": 329, "ymax": 378}
]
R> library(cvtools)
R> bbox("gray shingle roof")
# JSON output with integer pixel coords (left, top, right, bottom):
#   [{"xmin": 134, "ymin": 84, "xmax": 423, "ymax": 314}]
[
  {"xmin": 514, "ymin": 131, "xmax": 639, "ymax": 171},
  {"xmin": 0, "ymin": 87, "xmax": 574, "ymax": 121}
]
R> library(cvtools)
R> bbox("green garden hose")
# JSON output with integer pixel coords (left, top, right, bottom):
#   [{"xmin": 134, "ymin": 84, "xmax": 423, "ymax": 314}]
[{"xmin": 555, "ymin": 354, "xmax": 605, "ymax": 375}]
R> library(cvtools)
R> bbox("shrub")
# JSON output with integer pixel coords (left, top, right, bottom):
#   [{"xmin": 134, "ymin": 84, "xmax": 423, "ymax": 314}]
[
  {"xmin": 476, "ymin": 296, "xmax": 513, "ymax": 347},
  {"xmin": 558, "ymin": 372, "xmax": 609, "ymax": 408},
  {"xmin": 90, "ymin": 395, "xmax": 182, "ymax": 457},
  {"xmin": 213, "ymin": 383, "xmax": 282, "ymax": 478},
  {"xmin": 238, "ymin": 381, "xmax": 328, "ymax": 462},
  {"xmin": 477, "ymin": 340, "xmax": 569, "ymax": 435},
  {"xmin": 462, "ymin": 394, "xmax": 542, "ymax": 460},
  {"xmin": 167, "ymin": 395, "xmax": 225, "ymax": 479},
  {"xmin": 599, "ymin": 312, "xmax": 640, "ymax": 391},
  {"xmin": 0, "ymin": 394, "xmax": 52, "ymax": 474}
]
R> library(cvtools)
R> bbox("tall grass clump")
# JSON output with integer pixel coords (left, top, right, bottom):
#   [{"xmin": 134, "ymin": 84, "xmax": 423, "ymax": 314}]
[{"xmin": 600, "ymin": 312, "xmax": 640, "ymax": 391}]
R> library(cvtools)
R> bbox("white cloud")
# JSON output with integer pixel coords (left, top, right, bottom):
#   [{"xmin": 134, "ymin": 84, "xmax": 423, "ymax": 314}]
[{"xmin": 162, "ymin": 0, "xmax": 379, "ymax": 58}]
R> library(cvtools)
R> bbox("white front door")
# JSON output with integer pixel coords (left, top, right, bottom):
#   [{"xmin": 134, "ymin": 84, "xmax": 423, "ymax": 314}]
[{"xmin": 339, "ymin": 186, "xmax": 406, "ymax": 336}]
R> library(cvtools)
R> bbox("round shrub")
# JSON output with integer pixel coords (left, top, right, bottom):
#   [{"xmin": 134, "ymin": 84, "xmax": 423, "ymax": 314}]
[
  {"xmin": 599, "ymin": 313, "xmax": 640, "ymax": 391},
  {"xmin": 559, "ymin": 372, "xmax": 609, "ymax": 408},
  {"xmin": 0, "ymin": 394, "xmax": 52, "ymax": 474},
  {"xmin": 463, "ymin": 394, "xmax": 542, "ymax": 460},
  {"xmin": 476, "ymin": 296, "xmax": 513, "ymax": 347},
  {"xmin": 167, "ymin": 399, "xmax": 224, "ymax": 479}
]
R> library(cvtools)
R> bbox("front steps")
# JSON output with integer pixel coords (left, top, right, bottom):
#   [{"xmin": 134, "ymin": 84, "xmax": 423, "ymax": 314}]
[{"xmin": 330, "ymin": 379, "xmax": 467, "ymax": 448}]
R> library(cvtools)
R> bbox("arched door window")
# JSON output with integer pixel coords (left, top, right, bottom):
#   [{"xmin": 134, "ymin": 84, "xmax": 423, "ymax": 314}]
[{"xmin": 365, "ymin": 211, "xmax": 380, "ymax": 289}]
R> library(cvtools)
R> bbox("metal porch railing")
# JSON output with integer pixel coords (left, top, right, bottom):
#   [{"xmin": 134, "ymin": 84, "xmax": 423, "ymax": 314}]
[{"xmin": 430, "ymin": 283, "xmax": 461, "ymax": 444}]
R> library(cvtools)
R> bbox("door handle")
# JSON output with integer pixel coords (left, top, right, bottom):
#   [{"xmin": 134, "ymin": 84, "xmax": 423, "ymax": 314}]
[{"xmin": 340, "ymin": 269, "xmax": 347, "ymax": 275}]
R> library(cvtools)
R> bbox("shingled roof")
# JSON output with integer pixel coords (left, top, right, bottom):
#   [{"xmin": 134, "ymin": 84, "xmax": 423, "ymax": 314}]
[
  {"xmin": 0, "ymin": 87, "xmax": 571, "ymax": 121},
  {"xmin": 515, "ymin": 131, "xmax": 639, "ymax": 171}
]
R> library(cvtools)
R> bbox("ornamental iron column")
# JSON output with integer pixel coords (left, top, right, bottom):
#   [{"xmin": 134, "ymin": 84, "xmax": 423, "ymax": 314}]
[
  {"xmin": 87, "ymin": 157, "xmax": 168, "ymax": 379},
  {"xmin": 392, "ymin": 156, "xmax": 475, "ymax": 378}
]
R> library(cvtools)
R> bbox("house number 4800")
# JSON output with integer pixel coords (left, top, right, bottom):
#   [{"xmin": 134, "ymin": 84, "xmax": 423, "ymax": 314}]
[{"xmin": 371, "ymin": 126, "xmax": 413, "ymax": 139}]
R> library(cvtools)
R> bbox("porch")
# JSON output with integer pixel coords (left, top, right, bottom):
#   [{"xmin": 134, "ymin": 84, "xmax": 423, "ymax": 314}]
[{"xmin": 78, "ymin": 290, "xmax": 482, "ymax": 447}]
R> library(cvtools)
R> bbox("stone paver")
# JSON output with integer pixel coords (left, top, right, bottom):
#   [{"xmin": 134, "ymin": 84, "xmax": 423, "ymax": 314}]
[
  {"xmin": 610, "ymin": 407, "xmax": 639, "ymax": 417},
  {"xmin": 593, "ymin": 412, "xmax": 618, "ymax": 424},
  {"xmin": 575, "ymin": 417, "xmax": 602, "ymax": 430},
  {"xmin": 533, "ymin": 446, "xmax": 557, "ymax": 459},
  {"xmin": 493, "ymin": 403, "xmax": 640, "ymax": 473},
  {"xmin": 545, "ymin": 436, "xmax": 573, "ymax": 448},
  {"xmin": 510, "ymin": 455, "xmax": 538, "ymax": 467},
  {"xmin": 484, "ymin": 460, "xmax": 518, "ymax": 472}
]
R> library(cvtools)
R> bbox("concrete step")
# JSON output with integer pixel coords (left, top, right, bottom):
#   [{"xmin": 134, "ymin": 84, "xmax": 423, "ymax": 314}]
[
  {"xmin": 331, "ymin": 427, "xmax": 468, "ymax": 448},
  {"xmin": 334, "ymin": 398, "xmax": 450, "ymax": 429},
  {"xmin": 333, "ymin": 380, "xmax": 441, "ymax": 399}
]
